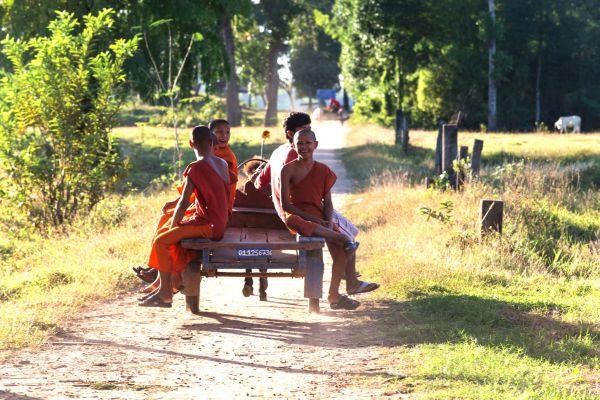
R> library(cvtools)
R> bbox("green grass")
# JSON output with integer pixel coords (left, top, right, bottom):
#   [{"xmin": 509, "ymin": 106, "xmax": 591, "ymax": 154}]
[{"xmin": 340, "ymin": 124, "xmax": 600, "ymax": 398}]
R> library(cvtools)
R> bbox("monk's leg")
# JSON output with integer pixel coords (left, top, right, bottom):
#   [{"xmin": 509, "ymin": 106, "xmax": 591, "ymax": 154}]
[
  {"xmin": 311, "ymin": 224, "xmax": 350, "ymax": 246},
  {"xmin": 152, "ymin": 224, "xmax": 212, "ymax": 302},
  {"xmin": 139, "ymin": 274, "xmax": 161, "ymax": 293},
  {"xmin": 325, "ymin": 241, "xmax": 348, "ymax": 304}
]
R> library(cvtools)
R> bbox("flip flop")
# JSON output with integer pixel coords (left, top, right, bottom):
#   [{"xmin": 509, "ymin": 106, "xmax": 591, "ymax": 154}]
[
  {"xmin": 138, "ymin": 294, "xmax": 172, "ymax": 308},
  {"xmin": 347, "ymin": 281, "xmax": 380, "ymax": 295},
  {"xmin": 343, "ymin": 241, "xmax": 360, "ymax": 253},
  {"xmin": 134, "ymin": 268, "xmax": 158, "ymax": 284},
  {"xmin": 330, "ymin": 295, "xmax": 360, "ymax": 310},
  {"xmin": 138, "ymin": 289, "xmax": 158, "ymax": 302}
]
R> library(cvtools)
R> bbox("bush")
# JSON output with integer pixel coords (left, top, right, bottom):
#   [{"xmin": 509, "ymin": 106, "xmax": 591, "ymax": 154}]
[
  {"xmin": 146, "ymin": 95, "xmax": 226, "ymax": 127},
  {"xmin": 0, "ymin": 9, "xmax": 138, "ymax": 227}
]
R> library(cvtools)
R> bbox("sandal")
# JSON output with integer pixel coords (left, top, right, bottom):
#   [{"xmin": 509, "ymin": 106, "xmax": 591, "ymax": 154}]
[
  {"xmin": 347, "ymin": 281, "xmax": 380, "ymax": 295},
  {"xmin": 330, "ymin": 295, "xmax": 360, "ymax": 310},
  {"xmin": 134, "ymin": 268, "xmax": 158, "ymax": 284},
  {"xmin": 132, "ymin": 266, "xmax": 152, "ymax": 274},
  {"xmin": 139, "ymin": 286, "xmax": 181, "ymax": 300},
  {"xmin": 343, "ymin": 241, "xmax": 360, "ymax": 253},
  {"xmin": 138, "ymin": 294, "xmax": 172, "ymax": 308}
]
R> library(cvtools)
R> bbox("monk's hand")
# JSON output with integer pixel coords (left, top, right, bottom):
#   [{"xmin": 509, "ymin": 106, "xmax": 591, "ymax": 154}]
[{"xmin": 162, "ymin": 200, "xmax": 176, "ymax": 214}]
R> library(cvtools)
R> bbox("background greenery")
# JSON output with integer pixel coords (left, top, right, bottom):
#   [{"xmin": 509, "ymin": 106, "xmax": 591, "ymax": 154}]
[{"xmin": 3, "ymin": 1, "xmax": 598, "ymax": 130}]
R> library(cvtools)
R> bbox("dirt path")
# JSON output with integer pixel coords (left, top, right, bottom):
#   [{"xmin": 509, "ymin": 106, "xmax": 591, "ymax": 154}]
[{"xmin": 0, "ymin": 122, "xmax": 400, "ymax": 400}]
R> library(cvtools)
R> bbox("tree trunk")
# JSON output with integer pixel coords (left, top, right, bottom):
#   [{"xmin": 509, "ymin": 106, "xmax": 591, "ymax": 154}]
[
  {"xmin": 264, "ymin": 42, "xmax": 280, "ymax": 127},
  {"xmin": 487, "ymin": 0, "xmax": 497, "ymax": 132},
  {"xmin": 535, "ymin": 0, "xmax": 544, "ymax": 126},
  {"xmin": 220, "ymin": 14, "xmax": 242, "ymax": 126},
  {"xmin": 535, "ymin": 44, "xmax": 542, "ymax": 125}
]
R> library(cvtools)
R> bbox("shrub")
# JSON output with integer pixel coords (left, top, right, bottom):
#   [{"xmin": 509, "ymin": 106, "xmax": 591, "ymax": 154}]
[{"xmin": 0, "ymin": 9, "xmax": 138, "ymax": 227}]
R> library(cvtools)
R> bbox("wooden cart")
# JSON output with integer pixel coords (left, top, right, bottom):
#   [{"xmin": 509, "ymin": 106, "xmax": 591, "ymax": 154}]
[{"xmin": 180, "ymin": 177, "xmax": 325, "ymax": 313}]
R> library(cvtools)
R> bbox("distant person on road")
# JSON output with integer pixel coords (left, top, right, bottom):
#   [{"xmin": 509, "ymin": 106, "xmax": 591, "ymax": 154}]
[
  {"xmin": 326, "ymin": 97, "xmax": 341, "ymax": 113},
  {"xmin": 280, "ymin": 129, "xmax": 379, "ymax": 310}
]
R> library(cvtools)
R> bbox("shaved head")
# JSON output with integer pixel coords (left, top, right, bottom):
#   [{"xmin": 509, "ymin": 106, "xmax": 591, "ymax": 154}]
[
  {"xmin": 191, "ymin": 125, "xmax": 212, "ymax": 146},
  {"xmin": 294, "ymin": 128, "xmax": 317, "ymax": 142}
]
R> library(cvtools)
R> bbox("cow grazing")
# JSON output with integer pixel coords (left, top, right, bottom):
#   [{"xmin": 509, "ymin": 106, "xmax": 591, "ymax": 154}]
[{"xmin": 554, "ymin": 115, "xmax": 581, "ymax": 133}]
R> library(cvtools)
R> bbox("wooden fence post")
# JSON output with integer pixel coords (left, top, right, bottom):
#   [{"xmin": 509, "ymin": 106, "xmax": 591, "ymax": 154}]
[
  {"xmin": 472, "ymin": 139, "xmax": 484, "ymax": 177},
  {"xmin": 480, "ymin": 199, "xmax": 503, "ymax": 237},
  {"xmin": 435, "ymin": 124, "xmax": 443, "ymax": 175},
  {"xmin": 459, "ymin": 145, "xmax": 469, "ymax": 160},
  {"xmin": 395, "ymin": 109, "xmax": 403, "ymax": 146},
  {"xmin": 425, "ymin": 176, "xmax": 431, "ymax": 188},
  {"xmin": 401, "ymin": 115, "xmax": 409, "ymax": 152},
  {"xmin": 442, "ymin": 124, "xmax": 458, "ymax": 188},
  {"xmin": 458, "ymin": 145, "xmax": 469, "ymax": 188}
]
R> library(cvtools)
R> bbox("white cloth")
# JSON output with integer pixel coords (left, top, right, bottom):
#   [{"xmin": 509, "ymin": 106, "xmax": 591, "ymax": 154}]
[{"xmin": 332, "ymin": 209, "xmax": 359, "ymax": 241}]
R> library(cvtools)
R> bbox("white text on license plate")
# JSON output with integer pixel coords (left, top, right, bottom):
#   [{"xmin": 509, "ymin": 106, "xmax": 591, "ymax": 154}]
[{"xmin": 237, "ymin": 248, "xmax": 272, "ymax": 258}]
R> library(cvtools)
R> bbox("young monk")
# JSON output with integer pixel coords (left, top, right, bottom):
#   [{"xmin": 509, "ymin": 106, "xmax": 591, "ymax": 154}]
[
  {"xmin": 254, "ymin": 112, "xmax": 365, "ymax": 284},
  {"xmin": 138, "ymin": 125, "xmax": 230, "ymax": 307},
  {"xmin": 209, "ymin": 119, "xmax": 238, "ymax": 212},
  {"xmin": 135, "ymin": 119, "xmax": 239, "ymax": 290},
  {"xmin": 280, "ymin": 129, "xmax": 379, "ymax": 310}
]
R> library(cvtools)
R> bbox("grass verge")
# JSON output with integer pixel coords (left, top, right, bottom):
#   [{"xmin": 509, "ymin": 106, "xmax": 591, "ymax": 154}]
[{"xmin": 340, "ymin": 124, "xmax": 600, "ymax": 398}]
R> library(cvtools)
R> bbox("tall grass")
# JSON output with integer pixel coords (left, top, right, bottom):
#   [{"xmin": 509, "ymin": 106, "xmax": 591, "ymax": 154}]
[{"xmin": 341, "ymin": 125, "xmax": 600, "ymax": 398}]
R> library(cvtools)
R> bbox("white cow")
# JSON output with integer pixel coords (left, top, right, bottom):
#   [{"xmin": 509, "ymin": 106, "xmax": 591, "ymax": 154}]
[{"xmin": 554, "ymin": 115, "xmax": 581, "ymax": 133}]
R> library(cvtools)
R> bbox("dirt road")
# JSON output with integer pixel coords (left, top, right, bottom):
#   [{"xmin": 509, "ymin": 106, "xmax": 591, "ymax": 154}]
[{"xmin": 0, "ymin": 122, "xmax": 401, "ymax": 400}]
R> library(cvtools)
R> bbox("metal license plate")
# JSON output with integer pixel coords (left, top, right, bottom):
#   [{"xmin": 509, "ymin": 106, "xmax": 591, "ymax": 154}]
[{"xmin": 237, "ymin": 248, "xmax": 272, "ymax": 258}]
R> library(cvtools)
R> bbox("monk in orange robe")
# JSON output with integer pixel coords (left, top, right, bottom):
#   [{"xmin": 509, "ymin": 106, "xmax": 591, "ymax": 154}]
[
  {"xmin": 280, "ymin": 129, "xmax": 379, "ymax": 311},
  {"xmin": 138, "ymin": 125, "xmax": 230, "ymax": 307},
  {"xmin": 136, "ymin": 120, "xmax": 239, "ymax": 289},
  {"xmin": 209, "ymin": 119, "xmax": 238, "ymax": 212}
]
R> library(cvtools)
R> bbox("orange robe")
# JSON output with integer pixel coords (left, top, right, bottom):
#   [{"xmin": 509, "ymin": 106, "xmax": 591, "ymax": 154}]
[
  {"xmin": 149, "ymin": 160, "xmax": 230, "ymax": 273},
  {"xmin": 146, "ymin": 147, "xmax": 237, "ymax": 269},
  {"xmin": 283, "ymin": 161, "xmax": 337, "ymax": 236},
  {"xmin": 214, "ymin": 144, "xmax": 238, "ymax": 213}
]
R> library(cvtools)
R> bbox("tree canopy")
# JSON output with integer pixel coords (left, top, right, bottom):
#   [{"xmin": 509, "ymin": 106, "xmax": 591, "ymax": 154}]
[{"xmin": 2, "ymin": 0, "xmax": 600, "ymax": 130}]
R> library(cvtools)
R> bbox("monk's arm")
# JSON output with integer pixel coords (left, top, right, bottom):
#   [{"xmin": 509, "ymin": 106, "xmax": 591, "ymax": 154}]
[
  {"xmin": 322, "ymin": 190, "xmax": 334, "ymax": 229},
  {"xmin": 170, "ymin": 177, "xmax": 193, "ymax": 228},
  {"xmin": 220, "ymin": 159, "xmax": 231, "ymax": 186},
  {"xmin": 254, "ymin": 161, "xmax": 271, "ymax": 189},
  {"xmin": 162, "ymin": 197, "xmax": 180, "ymax": 214},
  {"xmin": 280, "ymin": 166, "xmax": 325, "ymax": 224}
]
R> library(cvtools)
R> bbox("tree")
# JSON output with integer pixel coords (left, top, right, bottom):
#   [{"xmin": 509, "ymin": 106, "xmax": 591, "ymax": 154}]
[
  {"xmin": 289, "ymin": 3, "xmax": 340, "ymax": 110},
  {"xmin": 0, "ymin": 9, "xmax": 138, "ymax": 226},
  {"xmin": 257, "ymin": 0, "xmax": 300, "ymax": 126},
  {"xmin": 142, "ymin": 19, "xmax": 201, "ymax": 177},
  {"xmin": 488, "ymin": 0, "xmax": 497, "ymax": 131},
  {"xmin": 234, "ymin": 14, "xmax": 270, "ymax": 107},
  {"xmin": 221, "ymin": 13, "xmax": 242, "ymax": 126}
]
